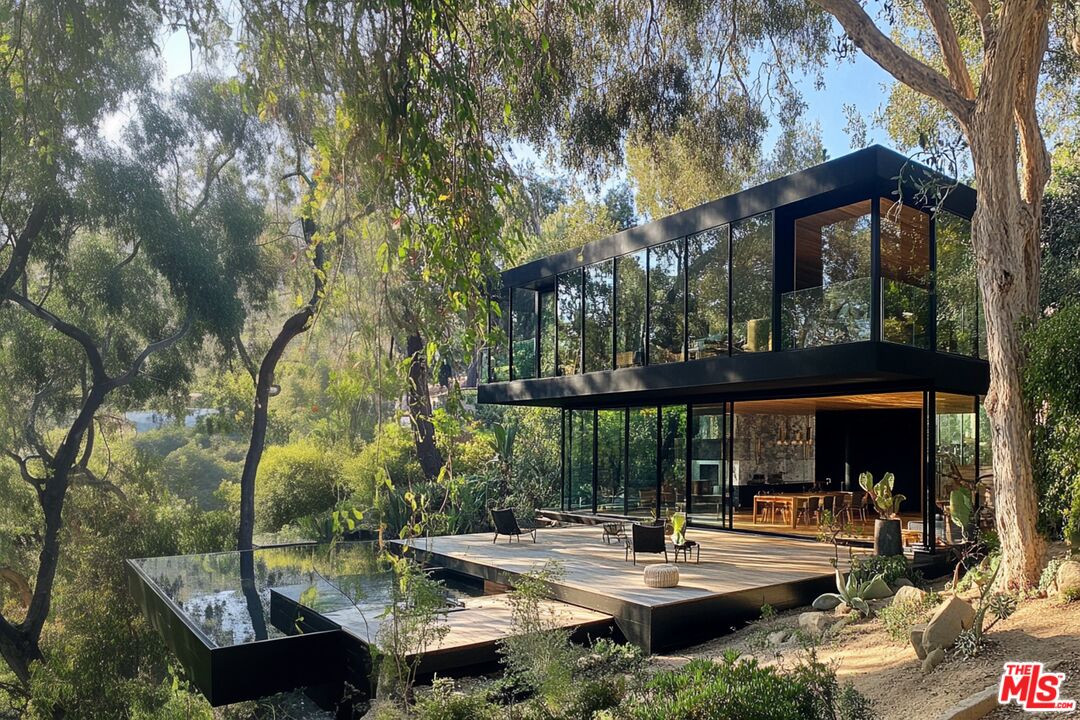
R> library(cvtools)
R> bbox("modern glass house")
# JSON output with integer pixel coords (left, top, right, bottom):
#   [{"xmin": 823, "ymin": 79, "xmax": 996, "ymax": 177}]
[{"xmin": 479, "ymin": 145, "xmax": 991, "ymax": 552}]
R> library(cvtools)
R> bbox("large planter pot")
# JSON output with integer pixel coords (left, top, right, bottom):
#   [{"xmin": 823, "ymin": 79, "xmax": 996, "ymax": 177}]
[{"xmin": 874, "ymin": 518, "xmax": 902, "ymax": 556}]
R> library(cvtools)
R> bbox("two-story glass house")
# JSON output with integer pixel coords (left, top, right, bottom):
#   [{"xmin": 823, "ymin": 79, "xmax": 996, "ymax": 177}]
[{"xmin": 479, "ymin": 146, "xmax": 991, "ymax": 552}]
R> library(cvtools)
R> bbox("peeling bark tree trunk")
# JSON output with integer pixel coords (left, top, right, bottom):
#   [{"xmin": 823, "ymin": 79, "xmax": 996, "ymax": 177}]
[
  {"xmin": 237, "ymin": 217, "xmax": 324, "ymax": 552},
  {"xmin": 405, "ymin": 332, "xmax": 444, "ymax": 481}
]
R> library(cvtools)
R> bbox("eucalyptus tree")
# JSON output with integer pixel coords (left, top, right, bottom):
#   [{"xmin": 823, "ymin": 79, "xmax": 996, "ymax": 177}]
[{"xmin": 0, "ymin": 72, "xmax": 268, "ymax": 689}]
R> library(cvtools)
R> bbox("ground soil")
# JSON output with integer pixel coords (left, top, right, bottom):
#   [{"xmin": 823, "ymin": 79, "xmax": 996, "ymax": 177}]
[{"xmin": 656, "ymin": 555, "xmax": 1080, "ymax": 720}]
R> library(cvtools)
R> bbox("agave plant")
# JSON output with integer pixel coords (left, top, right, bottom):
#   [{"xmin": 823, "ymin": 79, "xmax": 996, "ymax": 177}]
[
  {"xmin": 813, "ymin": 569, "xmax": 885, "ymax": 617},
  {"xmin": 858, "ymin": 471, "xmax": 905, "ymax": 519}
]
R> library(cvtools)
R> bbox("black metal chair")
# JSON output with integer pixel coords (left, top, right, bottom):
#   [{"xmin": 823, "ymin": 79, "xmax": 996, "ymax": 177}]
[
  {"xmin": 625, "ymin": 522, "xmax": 668, "ymax": 565},
  {"xmin": 491, "ymin": 508, "xmax": 536, "ymax": 543}
]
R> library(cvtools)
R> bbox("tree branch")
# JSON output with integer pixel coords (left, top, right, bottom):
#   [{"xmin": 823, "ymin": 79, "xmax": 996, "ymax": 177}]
[
  {"xmin": 106, "ymin": 314, "xmax": 193, "ymax": 390},
  {"xmin": 6, "ymin": 291, "xmax": 108, "ymax": 382},
  {"xmin": 814, "ymin": 0, "xmax": 975, "ymax": 122},
  {"xmin": 0, "ymin": 569, "xmax": 31, "ymax": 609},
  {"xmin": 0, "ymin": 200, "xmax": 51, "ymax": 301},
  {"xmin": 923, "ymin": 0, "xmax": 976, "ymax": 99},
  {"xmin": 967, "ymin": 0, "xmax": 995, "ymax": 43}
]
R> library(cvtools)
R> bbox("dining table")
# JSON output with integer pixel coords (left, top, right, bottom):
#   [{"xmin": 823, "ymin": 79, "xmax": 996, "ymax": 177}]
[{"xmin": 752, "ymin": 490, "xmax": 848, "ymax": 528}]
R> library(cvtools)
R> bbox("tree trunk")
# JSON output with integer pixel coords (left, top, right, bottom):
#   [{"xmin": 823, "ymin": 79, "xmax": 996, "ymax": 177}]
[
  {"xmin": 405, "ymin": 332, "xmax": 443, "ymax": 481},
  {"xmin": 967, "ymin": 144, "xmax": 1046, "ymax": 589},
  {"xmin": 237, "ymin": 218, "xmax": 324, "ymax": 551}
]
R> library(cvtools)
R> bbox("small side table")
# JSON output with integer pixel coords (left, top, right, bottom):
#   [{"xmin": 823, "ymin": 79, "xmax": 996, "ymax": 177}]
[{"xmin": 673, "ymin": 540, "xmax": 700, "ymax": 564}]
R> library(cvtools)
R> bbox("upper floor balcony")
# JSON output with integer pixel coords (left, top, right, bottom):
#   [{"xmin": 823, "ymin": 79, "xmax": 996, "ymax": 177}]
[{"xmin": 479, "ymin": 145, "xmax": 987, "ymax": 407}]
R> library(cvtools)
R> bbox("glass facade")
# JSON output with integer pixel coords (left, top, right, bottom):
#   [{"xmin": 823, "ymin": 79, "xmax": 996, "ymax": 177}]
[
  {"xmin": 659, "ymin": 405, "xmax": 687, "ymax": 515},
  {"xmin": 596, "ymin": 409, "xmax": 625, "ymax": 513},
  {"xmin": 556, "ymin": 269, "xmax": 582, "ymax": 376},
  {"xmin": 687, "ymin": 228, "xmax": 729, "ymax": 359},
  {"xmin": 880, "ymin": 198, "xmax": 931, "ymax": 348},
  {"xmin": 731, "ymin": 213, "xmax": 774, "ymax": 353},
  {"xmin": 689, "ymin": 405, "xmax": 727, "ymax": 525},
  {"xmin": 511, "ymin": 287, "xmax": 537, "ymax": 380},
  {"xmin": 615, "ymin": 250, "xmax": 647, "ymax": 368},
  {"xmin": 566, "ymin": 409, "xmax": 594, "ymax": 511},
  {"xmin": 784, "ymin": 201, "xmax": 872, "ymax": 349},
  {"xmin": 539, "ymin": 290, "xmax": 556, "ymax": 377},
  {"xmin": 584, "ymin": 260, "xmax": 614, "ymax": 372},
  {"xmin": 627, "ymin": 407, "xmax": 658, "ymax": 517},
  {"xmin": 936, "ymin": 212, "xmax": 979, "ymax": 357},
  {"xmin": 490, "ymin": 292, "xmax": 509, "ymax": 382},
  {"xmin": 648, "ymin": 239, "xmax": 686, "ymax": 364}
]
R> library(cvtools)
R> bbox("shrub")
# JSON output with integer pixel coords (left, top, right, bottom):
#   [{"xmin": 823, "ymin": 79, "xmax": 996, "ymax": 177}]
[
  {"xmin": 344, "ymin": 420, "xmax": 424, "ymax": 507},
  {"xmin": 159, "ymin": 442, "xmax": 238, "ymax": 510},
  {"xmin": 412, "ymin": 678, "xmax": 501, "ymax": 720},
  {"xmin": 627, "ymin": 652, "xmax": 873, "ymax": 720},
  {"xmin": 877, "ymin": 591, "xmax": 941, "ymax": 642},
  {"xmin": 849, "ymin": 554, "xmax": 916, "ymax": 586},
  {"xmin": 254, "ymin": 441, "xmax": 346, "ymax": 531}
]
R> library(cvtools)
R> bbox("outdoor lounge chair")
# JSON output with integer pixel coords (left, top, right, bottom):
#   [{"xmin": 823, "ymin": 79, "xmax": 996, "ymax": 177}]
[
  {"xmin": 491, "ymin": 508, "xmax": 536, "ymax": 543},
  {"xmin": 625, "ymin": 522, "xmax": 668, "ymax": 565}
]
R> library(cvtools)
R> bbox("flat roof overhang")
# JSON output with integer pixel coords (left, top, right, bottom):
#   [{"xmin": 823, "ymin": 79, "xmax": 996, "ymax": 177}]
[
  {"xmin": 476, "ymin": 343, "xmax": 989, "ymax": 408},
  {"xmin": 501, "ymin": 145, "xmax": 976, "ymax": 289}
]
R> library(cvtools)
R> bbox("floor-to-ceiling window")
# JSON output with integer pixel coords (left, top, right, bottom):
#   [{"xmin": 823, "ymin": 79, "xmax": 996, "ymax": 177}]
[
  {"xmin": 689, "ymin": 404, "xmax": 727, "ymax": 526},
  {"xmin": 490, "ymin": 291, "xmax": 510, "ymax": 381},
  {"xmin": 584, "ymin": 260, "xmax": 614, "ymax": 372},
  {"xmin": 880, "ymin": 199, "xmax": 931, "ymax": 348},
  {"xmin": 659, "ymin": 405, "xmax": 687, "ymax": 516},
  {"xmin": 936, "ymin": 212, "xmax": 979, "ymax": 357},
  {"xmin": 935, "ymin": 393, "xmax": 979, "ymax": 544},
  {"xmin": 627, "ymin": 407, "xmax": 658, "ymax": 517},
  {"xmin": 511, "ymin": 287, "xmax": 537, "ymax": 380},
  {"xmin": 648, "ymin": 239, "xmax": 686, "ymax": 364},
  {"xmin": 567, "ymin": 409, "xmax": 594, "ymax": 511},
  {"xmin": 687, "ymin": 227, "xmax": 730, "ymax": 359},
  {"xmin": 784, "ymin": 201, "xmax": 872, "ymax": 349},
  {"xmin": 539, "ymin": 289, "xmax": 556, "ymax": 377},
  {"xmin": 557, "ymin": 269, "xmax": 583, "ymax": 375},
  {"xmin": 596, "ymin": 409, "xmax": 625, "ymax": 513},
  {"xmin": 615, "ymin": 250, "xmax": 647, "ymax": 369},
  {"xmin": 732, "ymin": 213, "xmax": 774, "ymax": 353}
]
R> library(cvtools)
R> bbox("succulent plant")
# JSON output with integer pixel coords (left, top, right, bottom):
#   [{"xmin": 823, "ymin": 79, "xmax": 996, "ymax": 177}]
[
  {"xmin": 858, "ymin": 471, "xmax": 905, "ymax": 519},
  {"xmin": 813, "ymin": 569, "xmax": 884, "ymax": 617}
]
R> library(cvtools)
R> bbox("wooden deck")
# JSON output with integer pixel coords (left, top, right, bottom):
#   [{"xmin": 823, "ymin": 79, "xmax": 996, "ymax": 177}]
[{"xmin": 398, "ymin": 525, "xmax": 842, "ymax": 653}]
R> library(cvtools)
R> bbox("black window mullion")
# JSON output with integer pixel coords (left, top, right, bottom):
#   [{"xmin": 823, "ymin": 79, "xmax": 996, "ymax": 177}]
[{"xmin": 871, "ymin": 197, "xmax": 882, "ymax": 342}]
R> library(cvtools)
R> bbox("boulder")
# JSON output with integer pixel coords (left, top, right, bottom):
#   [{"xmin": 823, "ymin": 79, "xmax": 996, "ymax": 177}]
[
  {"xmin": 863, "ymin": 576, "xmax": 895, "ymax": 600},
  {"xmin": 767, "ymin": 630, "xmax": 789, "ymax": 646},
  {"xmin": 922, "ymin": 647, "xmax": 945, "ymax": 673},
  {"xmin": 834, "ymin": 602, "xmax": 852, "ymax": 617},
  {"xmin": 799, "ymin": 611, "xmax": 831, "ymax": 636},
  {"xmin": 893, "ymin": 585, "xmax": 928, "ymax": 606},
  {"xmin": 893, "ymin": 577, "xmax": 914, "ymax": 589},
  {"xmin": 813, "ymin": 594, "xmax": 842, "ymax": 610},
  {"xmin": 909, "ymin": 623, "xmax": 928, "ymax": 660},
  {"xmin": 1056, "ymin": 560, "xmax": 1080, "ymax": 597},
  {"xmin": 922, "ymin": 596, "xmax": 975, "ymax": 654}
]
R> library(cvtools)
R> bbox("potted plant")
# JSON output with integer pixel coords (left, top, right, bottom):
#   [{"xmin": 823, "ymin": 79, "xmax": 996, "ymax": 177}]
[
  {"xmin": 670, "ymin": 511, "xmax": 687, "ymax": 546},
  {"xmin": 858, "ymin": 471, "xmax": 906, "ymax": 556}
]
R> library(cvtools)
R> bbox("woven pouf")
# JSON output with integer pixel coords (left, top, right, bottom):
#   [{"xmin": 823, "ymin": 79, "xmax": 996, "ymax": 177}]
[{"xmin": 643, "ymin": 563, "xmax": 680, "ymax": 588}]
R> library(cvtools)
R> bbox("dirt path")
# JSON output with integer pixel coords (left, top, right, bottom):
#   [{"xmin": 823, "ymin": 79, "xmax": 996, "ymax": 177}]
[{"xmin": 656, "ymin": 590, "xmax": 1080, "ymax": 719}]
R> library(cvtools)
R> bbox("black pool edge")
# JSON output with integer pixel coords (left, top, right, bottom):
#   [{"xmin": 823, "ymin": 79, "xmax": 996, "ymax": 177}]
[{"xmin": 125, "ymin": 559, "xmax": 351, "ymax": 707}]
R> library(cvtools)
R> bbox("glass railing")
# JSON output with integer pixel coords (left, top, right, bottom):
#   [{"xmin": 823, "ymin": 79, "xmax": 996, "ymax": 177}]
[
  {"xmin": 882, "ymin": 279, "xmax": 931, "ymax": 349},
  {"xmin": 780, "ymin": 277, "xmax": 872, "ymax": 350}
]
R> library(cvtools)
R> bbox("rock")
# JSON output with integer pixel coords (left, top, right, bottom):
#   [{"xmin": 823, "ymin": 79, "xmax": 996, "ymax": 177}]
[
  {"xmin": 813, "ymin": 594, "xmax": 842, "ymax": 610},
  {"xmin": 834, "ymin": 602, "xmax": 852, "ymax": 617},
  {"xmin": 893, "ymin": 585, "xmax": 928, "ymax": 606},
  {"xmin": 922, "ymin": 647, "xmax": 945, "ymax": 673},
  {"xmin": 767, "ymin": 630, "xmax": 789, "ymax": 646},
  {"xmin": 863, "ymin": 576, "xmax": 895, "ymax": 600},
  {"xmin": 922, "ymin": 596, "xmax": 976, "ymax": 653},
  {"xmin": 910, "ymin": 623, "xmax": 928, "ymax": 659},
  {"xmin": 893, "ymin": 578, "xmax": 914, "ymax": 588},
  {"xmin": 799, "ymin": 611, "xmax": 831, "ymax": 636},
  {"xmin": 1056, "ymin": 560, "xmax": 1080, "ymax": 597}
]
